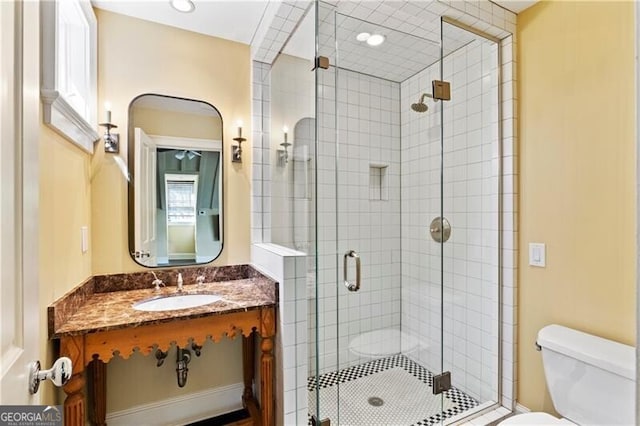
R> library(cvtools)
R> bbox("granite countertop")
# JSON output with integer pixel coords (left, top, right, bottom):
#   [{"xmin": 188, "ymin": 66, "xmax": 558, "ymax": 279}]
[{"xmin": 49, "ymin": 265, "xmax": 277, "ymax": 338}]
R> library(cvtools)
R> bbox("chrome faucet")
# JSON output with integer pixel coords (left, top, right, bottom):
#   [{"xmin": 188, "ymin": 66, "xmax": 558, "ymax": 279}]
[
  {"xmin": 177, "ymin": 273, "xmax": 183, "ymax": 292},
  {"xmin": 151, "ymin": 272, "xmax": 164, "ymax": 291}
]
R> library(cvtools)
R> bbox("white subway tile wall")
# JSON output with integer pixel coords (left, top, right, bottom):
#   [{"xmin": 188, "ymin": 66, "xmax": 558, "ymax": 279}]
[
  {"xmin": 310, "ymin": 67, "xmax": 402, "ymax": 377},
  {"xmin": 251, "ymin": 61, "xmax": 272, "ymax": 245},
  {"xmin": 400, "ymin": 35, "xmax": 500, "ymax": 403}
]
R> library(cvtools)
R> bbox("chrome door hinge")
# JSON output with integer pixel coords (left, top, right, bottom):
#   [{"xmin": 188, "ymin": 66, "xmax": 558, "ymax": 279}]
[
  {"xmin": 313, "ymin": 56, "xmax": 330, "ymax": 70},
  {"xmin": 432, "ymin": 371, "xmax": 451, "ymax": 395}
]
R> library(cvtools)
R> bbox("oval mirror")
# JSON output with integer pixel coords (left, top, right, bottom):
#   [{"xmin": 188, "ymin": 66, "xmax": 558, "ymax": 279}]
[{"xmin": 128, "ymin": 94, "xmax": 223, "ymax": 267}]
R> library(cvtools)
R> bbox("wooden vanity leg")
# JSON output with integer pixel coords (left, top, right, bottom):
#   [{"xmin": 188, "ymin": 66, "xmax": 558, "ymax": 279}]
[
  {"xmin": 242, "ymin": 331, "xmax": 256, "ymax": 402},
  {"xmin": 90, "ymin": 356, "xmax": 107, "ymax": 426},
  {"xmin": 242, "ymin": 331, "xmax": 261, "ymax": 424},
  {"xmin": 260, "ymin": 309, "xmax": 276, "ymax": 426},
  {"xmin": 260, "ymin": 336, "xmax": 274, "ymax": 426},
  {"xmin": 60, "ymin": 336, "xmax": 86, "ymax": 426}
]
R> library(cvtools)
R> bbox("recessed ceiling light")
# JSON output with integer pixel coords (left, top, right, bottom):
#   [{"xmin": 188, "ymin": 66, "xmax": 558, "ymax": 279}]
[
  {"xmin": 170, "ymin": 0, "xmax": 195, "ymax": 13},
  {"xmin": 366, "ymin": 34, "xmax": 385, "ymax": 46},
  {"xmin": 356, "ymin": 32, "xmax": 371, "ymax": 42}
]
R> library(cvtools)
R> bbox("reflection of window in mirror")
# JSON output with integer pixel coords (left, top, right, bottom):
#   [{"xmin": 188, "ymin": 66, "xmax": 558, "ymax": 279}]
[{"xmin": 166, "ymin": 176, "xmax": 198, "ymax": 224}]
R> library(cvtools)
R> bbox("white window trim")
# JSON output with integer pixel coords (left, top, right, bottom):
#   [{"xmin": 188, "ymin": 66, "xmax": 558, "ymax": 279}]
[{"xmin": 41, "ymin": 0, "xmax": 99, "ymax": 153}]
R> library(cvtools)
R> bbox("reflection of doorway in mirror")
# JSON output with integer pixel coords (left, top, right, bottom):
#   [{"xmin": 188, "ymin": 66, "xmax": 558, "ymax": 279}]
[
  {"xmin": 134, "ymin": 127, "xmax": 158, "ymax": 266},
  {"xmin": 165, "ymin": 174, "xmax": 198, "ymax": 264}
]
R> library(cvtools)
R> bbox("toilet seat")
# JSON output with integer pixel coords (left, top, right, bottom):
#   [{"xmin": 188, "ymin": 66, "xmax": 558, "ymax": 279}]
[{"xmin": 499, "ymin": 412, "xmax": 576, "ymax": 425}]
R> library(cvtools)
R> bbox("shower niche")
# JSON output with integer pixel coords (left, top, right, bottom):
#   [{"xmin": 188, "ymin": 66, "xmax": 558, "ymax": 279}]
[{"xmin": 369, "ymin": 164, "xmax": 388, "ymax": 201}]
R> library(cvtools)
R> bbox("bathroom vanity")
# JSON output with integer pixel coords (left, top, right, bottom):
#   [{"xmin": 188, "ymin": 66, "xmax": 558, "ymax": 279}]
[{"xmin": 48, "ymin": 265, "xmax": 277, "ymax": 426}]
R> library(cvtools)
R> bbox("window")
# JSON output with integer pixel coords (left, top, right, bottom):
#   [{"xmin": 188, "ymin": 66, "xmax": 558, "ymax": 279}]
[
  {"xmin": 41, "ymin": 0, "xmax": 98, "ymax": 152},
  {"xmin": 166, "ymin": 178, "xmax": 198, "ymax": 224}
]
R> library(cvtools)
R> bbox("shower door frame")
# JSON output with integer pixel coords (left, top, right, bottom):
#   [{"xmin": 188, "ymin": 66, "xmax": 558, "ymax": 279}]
[{"xmin": 439, "ymin": 16, "xmax": 506, "ymax": 419}]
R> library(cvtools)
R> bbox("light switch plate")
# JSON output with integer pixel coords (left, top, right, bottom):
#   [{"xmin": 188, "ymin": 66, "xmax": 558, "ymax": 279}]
[{"xmin": 529, "ymin": 243, "xmax": 545, "ymax": 267}]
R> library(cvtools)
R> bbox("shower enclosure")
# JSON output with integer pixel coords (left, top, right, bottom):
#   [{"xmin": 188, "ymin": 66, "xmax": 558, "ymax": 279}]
[{"xmin": 261, "ymin": 1, "xmax": 509, "ymax": 424}]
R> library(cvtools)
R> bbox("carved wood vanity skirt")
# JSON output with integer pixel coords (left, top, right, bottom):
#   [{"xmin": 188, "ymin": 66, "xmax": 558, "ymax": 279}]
[{"xmin": 48, "ymin": 265, "xmax": 278, "ymax": 426}]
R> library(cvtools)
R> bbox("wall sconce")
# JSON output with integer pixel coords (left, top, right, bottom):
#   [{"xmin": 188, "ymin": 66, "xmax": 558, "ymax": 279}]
[
  {"xmin": 278, "ymin": 126, "xmax": 291, "ymax": 167},
  {"xmin": 99, "ymin": 102, "xmax": 119, "ymax": 153},
  {"xmin": 232, "ymin": 120, "xmax": 246, "ymax": 163}
]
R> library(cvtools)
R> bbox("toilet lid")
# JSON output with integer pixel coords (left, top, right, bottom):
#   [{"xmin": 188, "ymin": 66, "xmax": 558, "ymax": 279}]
[{"xmin": 499, "ymin": 412, "xmax": 576, "ymax": 425}]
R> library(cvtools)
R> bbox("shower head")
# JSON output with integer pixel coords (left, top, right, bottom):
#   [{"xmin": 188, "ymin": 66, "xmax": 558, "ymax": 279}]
[
  {"xmin": 410, "ymin": 101, "xmax": 428, "ymax": 113},
  {"xmin": 411, "ymin": 93, "xmax": 432, "ymax": 113}
]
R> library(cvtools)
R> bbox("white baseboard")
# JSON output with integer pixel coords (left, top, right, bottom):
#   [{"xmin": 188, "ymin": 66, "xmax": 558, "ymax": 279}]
[
  {"xmin": 515, "ymin": 403, "xmax": 531, "ymax": 414},
  {"xmin": 106, "ymin": 383, "xmax": 244, "ymax": 426}
]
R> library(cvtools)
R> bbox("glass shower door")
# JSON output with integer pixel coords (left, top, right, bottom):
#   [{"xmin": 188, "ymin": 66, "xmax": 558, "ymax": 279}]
[
  {"xmin": 312, "ymin": 2, "xmax": 447, "ymax": 424},
  {"xmin": 310, "ymin": 2, "xmax": 340, "ymax": 424},
  {"xmin": 438, "ymin": 17, "xmax": 501, "ymax": 416}
]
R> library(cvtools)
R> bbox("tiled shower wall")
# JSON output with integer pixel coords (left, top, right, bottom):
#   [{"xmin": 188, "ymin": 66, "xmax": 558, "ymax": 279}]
[
  {"xmin": 269, "ymin": 55, "xmax": 315, "ymax": 249},
  {"xmin": 310, "ymin": 67, "xmax": 402, "ymax": 376},
  {"xmin": 400, "ymin": 39, "xmax": 500, "ymax": 403},
  {"xmin": 251, "ymin": 61, "xmax": 271, "ymax": 245}
]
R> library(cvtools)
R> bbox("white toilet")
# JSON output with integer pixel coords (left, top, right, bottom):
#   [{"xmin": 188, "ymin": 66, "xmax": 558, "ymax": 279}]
[{"xmin": 500, "ymin": 324, "xmax": 635, "ymax": 425}]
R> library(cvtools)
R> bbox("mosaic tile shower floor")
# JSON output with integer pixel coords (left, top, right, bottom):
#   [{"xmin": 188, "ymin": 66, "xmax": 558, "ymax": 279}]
[{"xmin": 308, "ymin": 355, "xmax": 479, "ymax": 426}]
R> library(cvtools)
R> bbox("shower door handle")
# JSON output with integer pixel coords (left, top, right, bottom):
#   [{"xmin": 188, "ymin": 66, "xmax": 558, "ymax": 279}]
[{"xmin": 343, "ymin": 250, "xmax": 361, "ymax": 292}]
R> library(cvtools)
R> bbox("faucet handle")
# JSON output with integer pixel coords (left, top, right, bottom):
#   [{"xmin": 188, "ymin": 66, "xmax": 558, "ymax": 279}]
[
  {"xmin": 195, "ymin": 275, "xmax": 206, "ymax": 287},
  {"xmin": 152, "ymin": 279, "xmax": 165, "ymax": 291}
]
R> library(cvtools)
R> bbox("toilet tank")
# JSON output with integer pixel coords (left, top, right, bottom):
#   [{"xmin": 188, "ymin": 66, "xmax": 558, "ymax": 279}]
[{"xmin": 537, "ymin": 325, "xmax": 635, "ymax": 425}]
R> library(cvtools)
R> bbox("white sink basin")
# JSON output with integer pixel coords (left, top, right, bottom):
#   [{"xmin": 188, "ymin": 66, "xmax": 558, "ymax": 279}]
[{"xmin": 133, "ymin": 294, "xmax": 222, "ymax": 312}]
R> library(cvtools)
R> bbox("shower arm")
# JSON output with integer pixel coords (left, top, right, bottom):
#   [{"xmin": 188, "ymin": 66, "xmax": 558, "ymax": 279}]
[{"xmin": 420, "ymin": 93, "xmax": 438, "ymax": 103}]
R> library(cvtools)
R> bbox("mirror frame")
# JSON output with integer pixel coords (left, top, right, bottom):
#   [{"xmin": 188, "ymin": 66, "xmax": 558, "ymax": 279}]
[{"xmin": 127, "ymin": 93, "xmax": 224, "ymax": 268}]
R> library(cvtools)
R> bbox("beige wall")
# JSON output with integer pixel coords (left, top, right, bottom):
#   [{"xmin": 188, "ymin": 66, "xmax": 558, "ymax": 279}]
[
  {"xmin": 39, "ymin": 125, "xmax": 94, "ymax": 406},
  {"xmin": 92, "ymin": 9, "xmax": 251, "ymax": 275},
  {"xmin": 168, "ymin": 225, "xmax": 196, "ymax": 254},
  {"xmin": 517, "ymin": 1, "xmax": 636, "ymax": 413},
  {"xmin": 89, "ymin": 9, "xmax": 250, "ymax": 414},
  {"xmin": 40, "ymin": 126, "xmax": 93, "ymax": 300},
  {"xmin": 133, "ymin": 106, "xmax": 222, "ymax": 140}
]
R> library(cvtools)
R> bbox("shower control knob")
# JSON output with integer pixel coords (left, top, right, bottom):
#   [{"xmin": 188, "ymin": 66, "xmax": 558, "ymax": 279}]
[{"xmin": 429, "ymin": 217, "xmax": 451, "ymax": 243}]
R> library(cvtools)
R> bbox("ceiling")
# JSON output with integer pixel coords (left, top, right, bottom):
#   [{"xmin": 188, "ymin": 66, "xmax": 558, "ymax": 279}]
[
  {"xmin": 91, "ymin": 1, "xmax": 538, "ymax": 49},
  {"xmin": 91, "ymin": 0, "xmax": 272, "ymax": 45},
  {"xmin": 323, "ymin": 2, "xmax": 478, "ymax": 82}
]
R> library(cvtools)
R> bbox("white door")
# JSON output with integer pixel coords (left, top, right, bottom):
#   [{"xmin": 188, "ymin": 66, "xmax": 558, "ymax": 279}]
[
  {"xmin": 0, "ymin": 0, "xmax": 41, "ymax": 403},
  {"xmin": 134, "ymin": 127, "xmax": 157, "ymax": 266}
]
